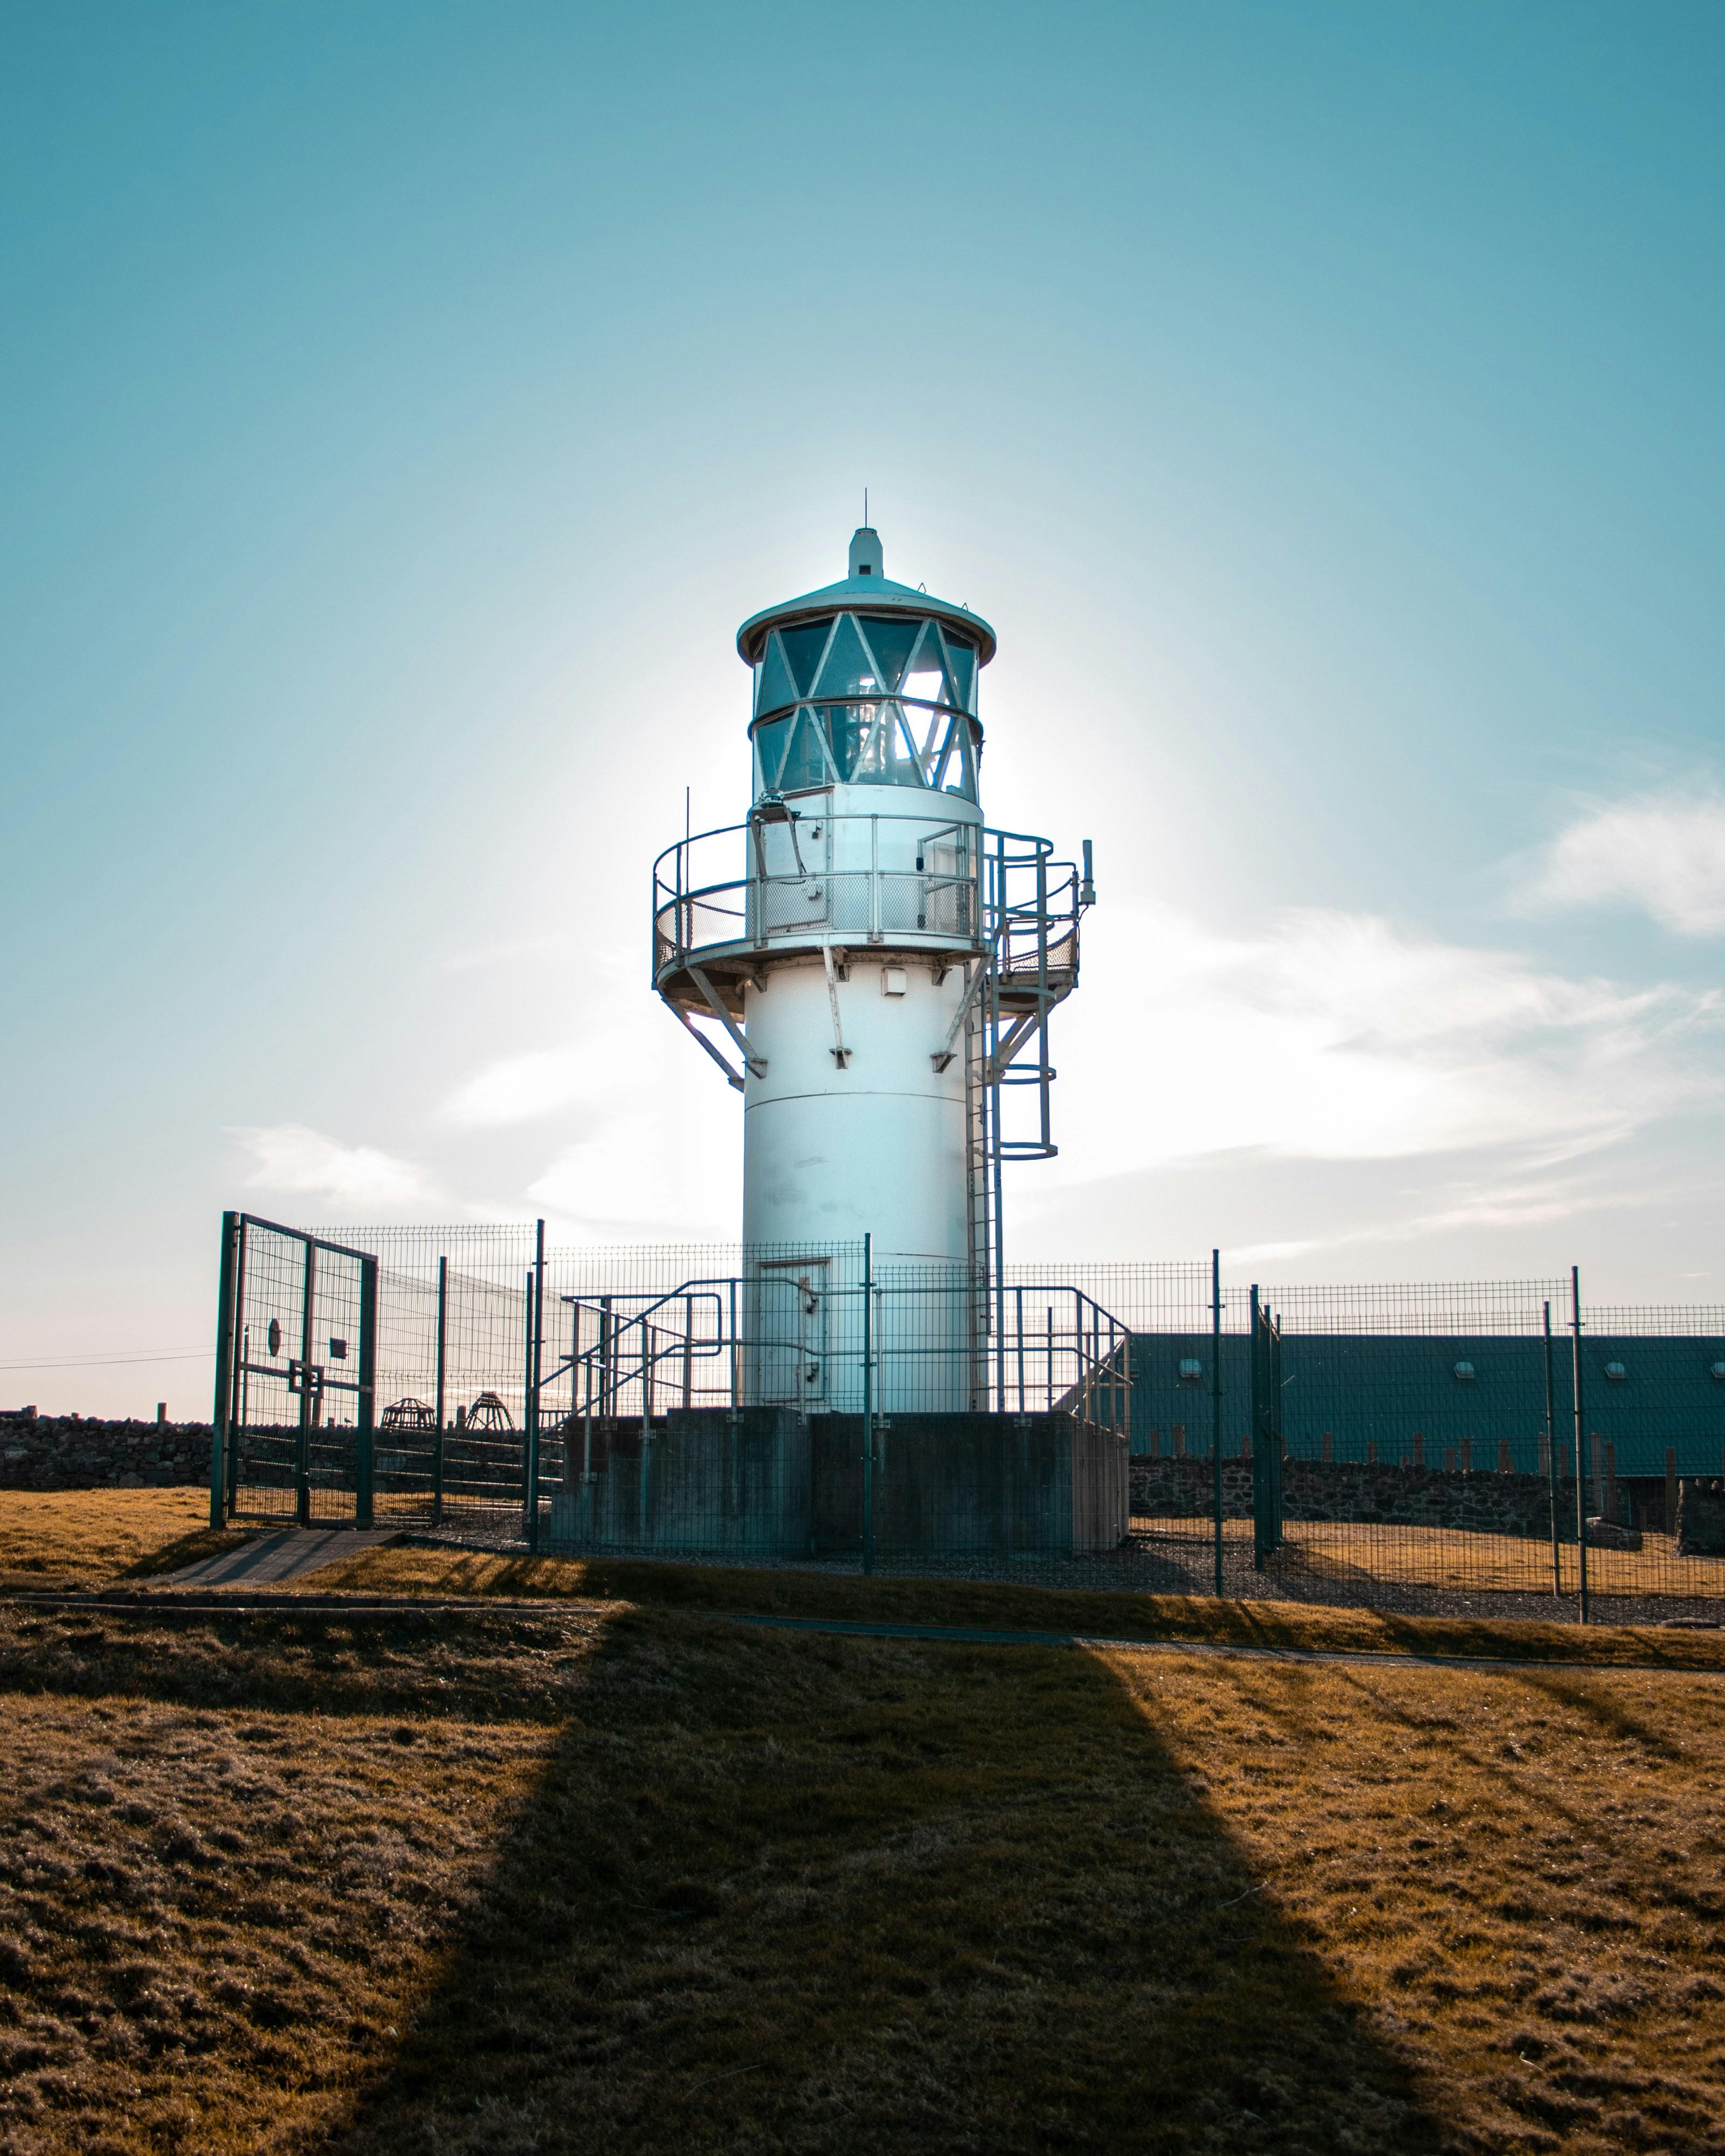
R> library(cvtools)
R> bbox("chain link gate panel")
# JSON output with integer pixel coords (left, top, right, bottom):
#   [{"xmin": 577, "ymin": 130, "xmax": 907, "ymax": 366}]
[{"xmin": 213, "ymin": 1213, "xmax": 377, "ymax": 1527}]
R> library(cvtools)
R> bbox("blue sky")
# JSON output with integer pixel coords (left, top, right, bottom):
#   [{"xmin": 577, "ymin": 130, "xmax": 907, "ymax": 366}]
[{"xmin": 3, "ymin": 1, "xmax": 1722, "ymax": 1413}]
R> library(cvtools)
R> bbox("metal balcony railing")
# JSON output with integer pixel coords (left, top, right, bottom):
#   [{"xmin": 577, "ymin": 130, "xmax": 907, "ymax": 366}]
[{"xmin": 652, "ymin": 814, "xmax": 1080, "ymax": 1008}]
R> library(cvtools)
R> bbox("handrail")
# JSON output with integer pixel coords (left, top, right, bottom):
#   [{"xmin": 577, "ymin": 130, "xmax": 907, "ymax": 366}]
[
  {"xmin": 652, "ymin": 816, "xmax": 1080, "ymax": 983},
  {"xmin": 540, "ymin": 1273, "xmax": 1130, "ymax": 1427}
]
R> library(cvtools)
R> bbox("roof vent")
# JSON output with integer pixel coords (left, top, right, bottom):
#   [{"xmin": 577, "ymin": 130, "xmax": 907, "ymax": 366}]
[
  {"xmin": 1453, "ymin": 1360, "xmax": 1475, "ymax": 1381},
  {"xmin": 1712, "ymin": 1362, "xmax": 1725, "ymax": 1382},
  {"xmin": 1178, "ymin": 1358, "xmax": 1203, "ymax": 1381},
  {"xmin": 1604, "ymin": 1361, "xmax": 1627, "ymax": 1382}
]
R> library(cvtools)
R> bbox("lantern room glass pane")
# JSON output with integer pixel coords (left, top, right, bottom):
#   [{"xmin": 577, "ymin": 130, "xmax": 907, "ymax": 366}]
[
  {"xmin": 899, "ymin": 619, "xmax": 951, "ymax": 711},
  {"xmin": 777, "ymin": 620, "xmax": 833, "ymax": 697},
  {"xmin": 857, "ymin": 616, "xmax": 922, "ymax": 694},
  {"xmin": 753, "ymin": 715, "xmax": 791, "ymax": 792},
  {"xmin": 778, "ymin": 708, "xmax": 833, "ymax": 792},
  {"xmin": 820, "ymin": 702, "xmax": 868, "ymax": 782},
  {"xmin": 937, "ymin": 716, "xmax": 979, "ymax": 798},
  {"xmin": 755, "ymin": 633, "xmax": 798, "ymax": 717},
  {"xmin": 886, "ymin": 709, "xmax": 928, "ymax": 787},
  {"xmin": 812, "ymin": 612, "xmax": 880, "ymax": 700},
  {"xmin": 941, "ymin": 632, "xmax": 976, "ymax": 711},
  {"xmin": 927, "ymin": 713, "xmax": 958, "ymax": 793}
]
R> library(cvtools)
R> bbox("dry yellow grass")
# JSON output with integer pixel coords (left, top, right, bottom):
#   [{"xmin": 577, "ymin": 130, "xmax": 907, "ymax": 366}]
[
  {"xmin": 1099, "ymin": 1647, "xmax": 1725, "ymax": 2153},
  {"xmin": 1, "ymin": 1598, "xmax": 1722, "ymax": 2154},
  {"xmin": 4, "ymin": 1495, "xmax": 1725, "ymax": 2152},
  {"xmin": 1138, "ymin": 1516, "xmax": 1725, "ymax": 1603},
  {"xmin": 0, "ymin": 1490, "xmax": 212, "ymax": 1592},
  {"xmin": 0, "ymin": 1601, "xmax": 582, "ymax": 2154},
  {"xmin": 303, "ymin": 1539, "xmax": 1725, "ymax": 1673}
]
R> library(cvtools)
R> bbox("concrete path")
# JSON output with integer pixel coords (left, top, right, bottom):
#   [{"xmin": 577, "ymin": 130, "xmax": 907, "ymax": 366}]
[{"xmin": 156, "ymin": 1528, "xmax": 399, "ymax": 1588}]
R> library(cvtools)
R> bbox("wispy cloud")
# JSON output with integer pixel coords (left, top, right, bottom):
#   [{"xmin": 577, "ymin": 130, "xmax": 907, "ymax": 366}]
[
  {"xmin": 1051, "ymin": 900, "xmax": 1720, "ymax": 1181},
  {"xmin": 437, "ymin": 977, "xmax": 652, "ymax": 1129},
  {"xmin": 226, "ymin": 1124, "xmax": 438, "ymax": 1208},
  {"xmin": 1215, "ymin": 1165, "xmax": 1668, "ymax": 1273},
  {"xmin": 526, "ymin": 1108, "xmax": 737, "ymax": 1241},
  {"xmin": 1523, "ymin": 787, "xmax": 1725, "ymax": 936},
  {"xmin": 438, "ymin": 1047, "xmax": 592, "ymax": 1128},
  {"xmin": 437, "ymin": 996, "xmax": 742, "ymax": 1235}
]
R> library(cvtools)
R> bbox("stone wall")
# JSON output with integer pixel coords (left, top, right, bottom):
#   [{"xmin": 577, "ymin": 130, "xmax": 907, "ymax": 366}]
[
  {"xmin": 1676, "ymin": 1478, "xmax": 1725, "ymax": 1557},
  {"xmin": 1132, "ymin": 1454, "xmax": 1572, "ymax": 1539},
  {"xmin": 0, "ymin": 1413, "xmax": 212, "ymax": 1491}
]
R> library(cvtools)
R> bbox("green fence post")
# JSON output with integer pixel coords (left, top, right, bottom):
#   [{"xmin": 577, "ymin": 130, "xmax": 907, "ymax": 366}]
[
  {"xmin": 297, "ymin": 1241, "xmax": 317, "ymax": 1528},
  {"xmin": 1250, "ymin": 1286, "xmax": 1268, "ymax": 1569},
  {"xmin": 1571, "ymin": 1266, "xmax": 1589, "ymax": 1625},
  {"xmin": 526, "ymin": 1219, "xmax": 544, "ymax": 1554},
  {"xmin": 861, "ymin": 1233, "xmax": 874, "ymax": 1578},
  {"xmin": 1211, "ymin": 1249, "xmax": 1224, "ymax": 1597},
  {"xmin": 227, "ymin": 1215, "xmax": 247, "ymax": 1517},
  {"xmin": 1125, "ymin": 1333, "xmax": 1137, "ymax": 1452},
  {"xmin": 432, "ymin": 1254, "xmax": 447, "ymax": 1526},
  {"xmin": 355, "ymin": 1255, "xmax": 377, "ymax": 1529},
  {"xmin": 1269, "ymin": 1308, "xmax": 1285, "ymax": 1550},
  {"xmin": 1542, "ymin": 1301, "xmax": 1561, "ymax": 1598},
  {"xmin": 210, "ymin": 1212, "xmax": 239, "ymax": 1531}
]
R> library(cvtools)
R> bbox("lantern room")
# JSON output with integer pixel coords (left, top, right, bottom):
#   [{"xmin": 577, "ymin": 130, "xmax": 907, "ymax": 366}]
[{"xmin": 736, "ymin": 528, "xmax": 994, "ymax": 808}]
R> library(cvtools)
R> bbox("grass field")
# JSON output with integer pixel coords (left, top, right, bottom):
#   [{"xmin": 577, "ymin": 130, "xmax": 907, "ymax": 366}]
[
  {"xmin": 0, "ymin": 1490, "xmax": 225, "ymax": 1593},
  {"xmin": 1140, "ymin": 1514, "xmax": 1725, "ymax": 1603},
  {"xmin": 3, "ymin": 1493, "xmax": 1724, "ymax": 2152},
  {"xmin": 302, "ymin": 1537, "xmax": 1725, "ymax": 1673}
]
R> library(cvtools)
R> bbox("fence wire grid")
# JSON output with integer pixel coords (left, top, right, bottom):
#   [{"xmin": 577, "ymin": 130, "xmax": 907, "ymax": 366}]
[{"xmin": 211, "ymin": 1219, "xmax": 1725, "ymax": 1623}]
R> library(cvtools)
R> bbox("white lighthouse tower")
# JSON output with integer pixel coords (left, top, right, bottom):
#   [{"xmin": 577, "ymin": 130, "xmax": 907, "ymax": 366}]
[{"xmin": 653, "ymin": 525, "xmax": 1089, "ymax": 1411}]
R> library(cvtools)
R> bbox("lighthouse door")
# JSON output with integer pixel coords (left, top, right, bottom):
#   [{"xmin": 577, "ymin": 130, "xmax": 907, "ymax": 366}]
[
  {"xmin": 750, "ymin": 1257, "xmax": 829, "ymax": 1409},
  {"xmin": 753, "ymin": 810, "xmax": 831, "ymax": 937}
]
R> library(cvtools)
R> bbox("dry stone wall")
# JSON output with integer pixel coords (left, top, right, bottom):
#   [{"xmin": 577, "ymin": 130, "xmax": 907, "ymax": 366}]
[
  {"xmin": 1132, "ymin": 1454, "xmax": 1571, "ymax": 1538},
  {"xmin": 1676, "ymin": 1478, "xmax": 1725, "ymax": 1557},
  {"xmin": 0, "ymin": 1413, "xmax": 211, "ymax": 1491}
]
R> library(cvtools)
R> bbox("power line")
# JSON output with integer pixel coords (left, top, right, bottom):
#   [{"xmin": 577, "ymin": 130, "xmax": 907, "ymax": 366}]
[{"xmin": 0, "ymin": 1350, "xmax": 215, "ymax": 1372}]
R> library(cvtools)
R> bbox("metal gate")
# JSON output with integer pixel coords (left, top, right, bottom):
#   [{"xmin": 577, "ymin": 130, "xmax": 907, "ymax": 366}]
[{"xmin": 212, "ymin": 1212, "xmax": 378, "ymax": 1527}]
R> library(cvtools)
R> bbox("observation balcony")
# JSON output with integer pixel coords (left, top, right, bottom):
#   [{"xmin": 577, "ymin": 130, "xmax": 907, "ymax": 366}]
[{"xmin": 652, "ymin": 812, "xmax": 1082, "ymax": 1024}]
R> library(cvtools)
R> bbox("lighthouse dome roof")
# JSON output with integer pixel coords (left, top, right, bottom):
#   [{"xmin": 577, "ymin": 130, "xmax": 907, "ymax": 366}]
[{"xmin": 736, "ymin": 528, "xmax": 997, "ymax": 667}]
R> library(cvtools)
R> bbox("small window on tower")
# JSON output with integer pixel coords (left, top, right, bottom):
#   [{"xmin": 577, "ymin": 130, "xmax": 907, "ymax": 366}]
[{"xmin": 858, "ymin": 564, "xmax": 872, "ymax": 573}]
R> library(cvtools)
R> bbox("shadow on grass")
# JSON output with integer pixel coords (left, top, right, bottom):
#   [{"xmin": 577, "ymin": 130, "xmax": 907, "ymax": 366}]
[
  {"xmin": 330, "ymin": 1607, "xmax": 1443, "ymax": 2156},
  {"xmin": 118, "ymin": 1524, "xmax": 244, "ymax": 1580},
  {"xmin": 323, "ymin": 1542, "xmax": 1725, "ymax": 1673},
  {"xmin": 0, "ymin": 1601, "xmax": 596, "ymax": 1724}
]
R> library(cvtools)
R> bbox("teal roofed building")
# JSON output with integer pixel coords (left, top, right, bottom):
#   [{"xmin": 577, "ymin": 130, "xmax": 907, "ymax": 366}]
[{"xmin": 1126, "ymin": 1330, "xmax": 1725, "ymax": 1478}]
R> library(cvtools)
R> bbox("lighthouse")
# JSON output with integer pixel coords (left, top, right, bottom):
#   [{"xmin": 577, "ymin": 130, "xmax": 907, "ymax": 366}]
[{"xmin": 653, "ymin": 525, "xmax": 1089, "ymax": 1411}]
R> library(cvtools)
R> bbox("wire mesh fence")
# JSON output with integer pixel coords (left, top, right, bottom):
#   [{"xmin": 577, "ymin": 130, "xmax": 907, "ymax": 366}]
[
  {"xmin": 215, "ymin": 1217, "xmax": 1130, "ymax": 1559},
  {"xmin": 1127, "ymin": 1277, "xmax": 1725, "ymax": 1622},
  {"xmin": 210, "ymin": 1219, "xmax": 1725, "ymax": 1621}
]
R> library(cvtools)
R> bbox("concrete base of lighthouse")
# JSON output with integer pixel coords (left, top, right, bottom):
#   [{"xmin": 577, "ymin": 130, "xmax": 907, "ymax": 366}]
[
  {"xmin": 546, "ymin": 1409, "xmax": 1127, "ymax": 1559},
  {"xmin": 549, "ymin": 1408, "xmax": 813, "ymax": 1559}
]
